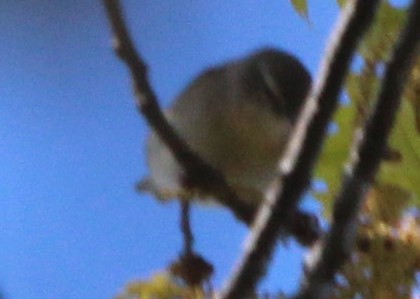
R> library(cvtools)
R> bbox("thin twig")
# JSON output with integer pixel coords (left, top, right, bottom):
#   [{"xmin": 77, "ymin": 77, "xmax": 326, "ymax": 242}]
[
  {"xmin": 102, "ymin": 0, "xmax": 321, "ymax": 246},
  {"xmin": 219, "ymin": 1, "xmax": 380, "ymax": 298},
  {"xmin": 295, "ymin": 1, "xmax": 420, "ymax": 298},
  {"xmin": 181, "ymin": 201, "xmax": 194, "ymax": 256}
]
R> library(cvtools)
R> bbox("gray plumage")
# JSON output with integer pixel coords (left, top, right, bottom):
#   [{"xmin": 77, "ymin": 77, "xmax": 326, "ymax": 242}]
[{"xmin": 143, "ymin": 48, "xmax": 311, "ymax": 204}]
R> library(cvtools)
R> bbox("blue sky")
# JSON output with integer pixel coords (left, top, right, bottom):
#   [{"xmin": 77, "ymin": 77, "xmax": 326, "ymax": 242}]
[{"xmin": 0, "ymin": 1, "xmax": 347, "ymax": 298}]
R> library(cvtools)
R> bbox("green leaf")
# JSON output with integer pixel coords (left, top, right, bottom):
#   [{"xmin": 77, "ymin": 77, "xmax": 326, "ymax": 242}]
[
  {"xmin": 315, "ymin": 70, "xmax": 379, "ymax": 212},
  {"xmin": 315, "ymin": 72, "xmax": 420, "ymax": 212},
  {"xmin": 404, "ymin": 57, "xmax": 420, "ymax": 133},
  {"xmin": 359, "ymin": 1, "xmax": 407, "ymax": 62},
  {"xmin": 115, "ymin": 273, "xmax": 183, "ymax": 299},
  {"xmin": 290, "ymin": 0, "xmax": 309, "ymax": 19},
  {"xmin": 336, "ymin": 0, "xmax": 347, "ymax": 8},
  {"xmin": 379, "ymin": 100, "xmax": 420, "ymax": 206},
  {"xmin": 315, "ymin": 101, "xmax": 356, "ymax": 212}
]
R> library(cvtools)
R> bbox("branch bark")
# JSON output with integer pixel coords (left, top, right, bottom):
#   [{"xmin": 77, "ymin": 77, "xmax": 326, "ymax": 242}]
[
  {"xmin": 295, "ymin": 1, "xmax": 420, "ymax": 297},
  {"xmin": 219, "ymin": 1, "xmax": 380, "ymax": 298}
]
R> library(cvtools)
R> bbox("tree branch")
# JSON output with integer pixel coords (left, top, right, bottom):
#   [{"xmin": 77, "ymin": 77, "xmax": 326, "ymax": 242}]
[
  {"xmin": 102, "ymin": 0, "xmax": 253, "ymax": 223},
  {"xmin": 295, "ymin": 1, "xmax": 420, "ymax": 298},
  {"xmin": 219, "ymin": 1, "xmax": 380, "ymax": 298},
  {"xmin": 180, "ymin": 201, "xmax": 194, "ymax": 256}
]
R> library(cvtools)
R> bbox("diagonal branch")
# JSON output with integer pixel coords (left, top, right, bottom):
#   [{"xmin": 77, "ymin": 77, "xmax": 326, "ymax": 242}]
[
  {"xmin": 219, "ymin": 1, "xmax": 380, "ymax": 298},
  {"xmin": 102, "ymin": 0, "xmax": 253, "ymax": 223},
  {"xmin": 295, "ymin": 1, "xmax": 420, "ymax": 298}
]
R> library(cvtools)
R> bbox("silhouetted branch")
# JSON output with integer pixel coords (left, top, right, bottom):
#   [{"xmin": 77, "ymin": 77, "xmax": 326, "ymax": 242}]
[
  {"xmin": 102, "ymin": 0, "xmax": 253, "ymax": 223},
  {"xmin": 181, "ymin": 201, "xmax": 194, "ymax": 256},
  {"xmin": 219, "ymin": 1, "xmax": 380, "ymax": 298},
  {"xmin": 295, "ymin": 1, "xmax": 420, "ymax": 298}
]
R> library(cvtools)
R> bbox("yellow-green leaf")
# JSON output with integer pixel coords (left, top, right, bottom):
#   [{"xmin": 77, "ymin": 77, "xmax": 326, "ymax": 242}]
[
  {"xmin": 315, "ymin": 72, "xmax": 420, "ymax": 212},
  {"xmin": 336, "ymin": 0, "xmax": 347, "ymax": 8},
  {"xmin": 290, "ymin": 0, "xmax": 309, "ymax": 19},
  {"xmin": 115, "ymin": 272, "xmax": 204, "ymax": 299},
  {"xmin": 404, "ymin": 56, "xmax": 420, "ymax": 133},
  {"xmin": 360, "ymin": 1, "xmax": 407, "ymax": 62},
  {"xmin": 315, "ymin": 101, "xmax": 356, "ymax": 213},
  {"xmin": 379, "ymin": 100, "xmax": 420, "ymax": 206}
]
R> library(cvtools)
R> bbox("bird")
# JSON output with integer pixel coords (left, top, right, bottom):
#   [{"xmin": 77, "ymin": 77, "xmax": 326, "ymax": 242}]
[{"xmin": 141, "ymin": 48, "xmax": 311, "ymax": 207}]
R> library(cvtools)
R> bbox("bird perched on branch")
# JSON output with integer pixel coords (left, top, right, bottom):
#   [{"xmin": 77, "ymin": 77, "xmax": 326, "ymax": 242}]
[{"xmin": 141, "ymin": 48, "xmax": 311, "ymax": 205}]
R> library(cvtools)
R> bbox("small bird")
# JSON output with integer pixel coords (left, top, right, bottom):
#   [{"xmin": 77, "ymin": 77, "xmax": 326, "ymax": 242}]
[{"xmin": 141, "ymin": 48, "xmax": 311, "ymax": 206}]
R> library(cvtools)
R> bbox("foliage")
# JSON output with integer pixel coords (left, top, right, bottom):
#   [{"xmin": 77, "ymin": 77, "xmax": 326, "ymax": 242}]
[
  {"xmin": 115, "ymin": 254, "xmax": 213, "ymax": 299},
  {"xmin": 331, "ymin": 183, "xmax": 420, "ymax": 299},
  {"xmin": 290, "ymin": 0, "xmax": 309, "ymax": 19},
  {"xmin": 292, "ymin": 1, "xmax": 420, "ymax": 298},
  {"xmin": 309, "ymin": 1, "xmax": 420, "ymax": 298},
  {"xmin": 316, "ymin": 1, "xmax": 420, "ymax": 208},
  {"xmin": 115, "ymin": 272, "xmax": 205, "ymax": 299},
  {"xmin": 118, "ymin": 1, "xmax": 420, "ymax": 298}
]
